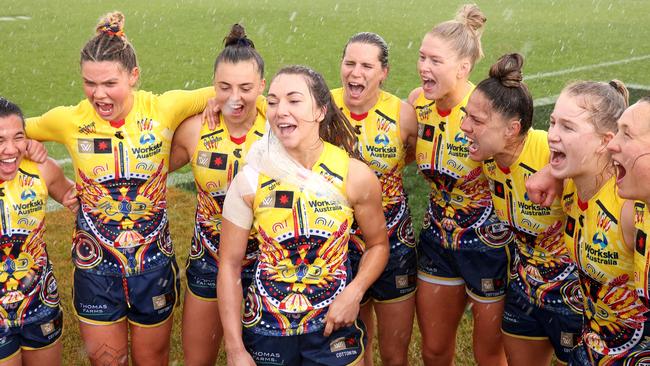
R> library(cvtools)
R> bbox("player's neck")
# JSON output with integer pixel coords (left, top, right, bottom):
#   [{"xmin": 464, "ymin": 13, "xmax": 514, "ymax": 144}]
[{"xmin": 436, "ymin": 81, "xmax": 471, "ymax": 111}]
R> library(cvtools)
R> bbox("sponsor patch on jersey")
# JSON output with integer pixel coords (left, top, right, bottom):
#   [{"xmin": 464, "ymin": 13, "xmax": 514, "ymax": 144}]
[
  {"xmin": 78, "ymin": 138, "xmax": 112, "ymax": 154},
  {"xmin": 420, "ymin": 124, "xmax": 435, "ymax": 142}
]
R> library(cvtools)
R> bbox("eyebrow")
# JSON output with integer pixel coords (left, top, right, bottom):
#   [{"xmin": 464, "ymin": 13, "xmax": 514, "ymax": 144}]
[{"xmin": 83, "ymin": 77, "xmax": 118, "ymax": 83}]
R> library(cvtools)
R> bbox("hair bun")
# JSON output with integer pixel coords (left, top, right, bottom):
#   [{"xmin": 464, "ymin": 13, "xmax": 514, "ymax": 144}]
[
  {"xmin": 608, "ymin": 79, "xmax": 630, "ymax": 107},
  {"xmin": 456, "ymin": 4, "xmax": 486, "ymax": 34},
  {"xmin": 489, "ymin": 53, "xmax": 524, "ymax": 88},
  {"xmin": 223, "ymin": 23, "xmax": 255, "ymax": 49},
  {"xmin": 96, "ymin": 11, "xmax": 126, "ymax": 38}
]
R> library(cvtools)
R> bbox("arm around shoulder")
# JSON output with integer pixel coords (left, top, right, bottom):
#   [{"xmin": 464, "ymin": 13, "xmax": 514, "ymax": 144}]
[
  {"xmin": 38, "ymin": 158, "xmax": 77, "ymax": 212},
  {"xmin": 407, "ymin": 87, "xmax": 423, "ymax": 105},
  {"xmin": 169, "ymin": 114, "xmax": 202, "ymax": 172}
]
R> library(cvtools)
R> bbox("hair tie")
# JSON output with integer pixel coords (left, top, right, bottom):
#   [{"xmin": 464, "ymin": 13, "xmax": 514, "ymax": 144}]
[
  {"xmin": 608, "ymin": 80, "xmax": 618, "ymax": 89},
  {"xmin": 99, "ymin": 22, "xmax": 125, "ymax": 38}
]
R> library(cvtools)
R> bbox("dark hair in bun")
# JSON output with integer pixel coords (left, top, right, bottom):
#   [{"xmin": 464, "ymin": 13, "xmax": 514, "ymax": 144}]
[
  {"xmin": 476, "ymin": 53, "xmax": 533, "ymax": 135},
  {"xmin": 214, "ymin": 24, "xmax": 264, "ymax": 78}
]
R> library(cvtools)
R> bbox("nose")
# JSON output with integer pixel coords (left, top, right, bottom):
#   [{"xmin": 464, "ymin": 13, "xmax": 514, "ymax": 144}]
[
  {"xmin": 276, "ymin": 99, "xmax": 289, "ymax": 116},
  {"xmin": 606, "ymin": 134, "xmax": 621, "ymax": 153},
  {"xmin": 92, "ymin": 85, "xmax": 107, "ymax": 99},
  {"xmin": 2, "ymin": 139, "xmax": 19, "ymax": 155},
  {"xmin": 350, "ymin": 64, "xmax": 363, "ymax": 78},
  {"xmin": 547, "ymin": 124, "xmax": 559, "ymax": 143},
  {"xmin": 460, "ymin": 116, "xmax": 471, "ymax": 134}
]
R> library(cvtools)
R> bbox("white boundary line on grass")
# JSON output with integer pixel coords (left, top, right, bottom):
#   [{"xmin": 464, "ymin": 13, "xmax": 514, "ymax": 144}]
[{"xmin": 526, "ymin": 55, "xmax": 650, "ymax": 81}]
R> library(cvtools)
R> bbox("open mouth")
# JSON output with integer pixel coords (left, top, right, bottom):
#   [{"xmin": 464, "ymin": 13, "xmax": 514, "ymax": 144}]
[
  {"xmin": 613, "ymin": 160, "xmax": 627, "ymax": 184},
  {"xmin": 95, "ymin": 102, "xmax": 114, "ymax": 118},
  {"xmin": 464, "ymin": 136, "xmax": 478, "ymax": 154},
  {"xmin": 347, "ymin": 82, "xmax": 365, "ymax": 99},
  {"xmin": 421, "ymin": 78, "xmax": 436, "ymax": 93},
  {"xmin": 277, "ymin": 123, "xmax": 297, "ymax": 136},
  {"xmin": 0, "ymin": 157, "xmax": 18, "ymax": 175},
  {"xmin": 549, "ymin": 148, "xmax": 566, "ymax": 167},
  {"xmin": 226, "ymin": 101, "xmax": 245, "ymax": 116}
]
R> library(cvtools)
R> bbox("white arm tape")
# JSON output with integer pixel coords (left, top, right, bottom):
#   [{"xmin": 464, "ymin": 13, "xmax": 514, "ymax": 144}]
[{"xmin": 222, "ymin": 168, "xmax": 258, "ymax": 230}]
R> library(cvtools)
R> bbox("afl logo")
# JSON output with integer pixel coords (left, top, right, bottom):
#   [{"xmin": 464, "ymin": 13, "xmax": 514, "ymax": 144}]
[
  {"xmin": 592, "ymin": 231, "xmax": 608, "ymax": 249},
  {"xmin": 21, "ymin": 188, "xmax": 36, "ymax": 200},
  {"xmin": 454, "ymin": 132, "xmax": 468, "ymax": 145},
  {"xmin": 374, "ymin": 133, "xmax": 389, "ymax": 146},
  {"xmin": 140, "ymin": 133, "xmax": 156, "ymax": 145}
]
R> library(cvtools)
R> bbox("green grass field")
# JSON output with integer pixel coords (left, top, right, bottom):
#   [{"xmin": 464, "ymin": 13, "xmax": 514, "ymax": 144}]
[{"xmin": 2, "ymin": 0, "xmax": 650, "ymax": 364}]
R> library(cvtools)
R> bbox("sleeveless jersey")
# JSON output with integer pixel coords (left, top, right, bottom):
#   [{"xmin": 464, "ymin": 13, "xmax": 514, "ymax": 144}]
[
  {"xmin": 26, "ymin": 88, "xmax": 212, "ymax": 277},
  {"xmin": 563, "ymin": 178, "xmax": 649, "ymax": 356},
  {"xmin": 0, "ymin": 160, "xmax": 59, "ymax": 327},
  {"xmin": 331, "ymin": 88, "xmax": 414, "ymax": 254},
  {"xmin": 413, "ymin": 88, "xmax": 505, "ymax": 250},
  {"xmin": 633, "ymin": 201, "xmax": 650, "ymax": 307},
  {"xmin": 189, "ymin": 110, "xmax": 266, "ymax": 268},
  {"xmin": 243, "ymin": 142, "xmax": 354, "ymax": 336},
  {"xmin": 483, "ymin": 130, "xmax": 581, "ymax": 314}
]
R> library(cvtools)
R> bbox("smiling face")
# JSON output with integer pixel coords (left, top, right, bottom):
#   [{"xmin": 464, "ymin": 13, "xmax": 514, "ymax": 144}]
[
  {"xmin": 340, "ymin": 42, "xmax": 387, "ymax": 113},
  {"xmin": 214, "ymin": 60, "xmax": 265, "ymax": 127},
  {"xmin": 266, "ymin": 73, "xmax": 325, "ymax": 152},
  {"xmin": 81, "ymin": 60, "xmax": 138, "ymax": 122},
  {"xmin": 461, "ymin": 90, "xmax": 511, "ymax": 162},
  {"xmin": 547, "ymin": 92, "xmax": 611, "ymax": 180},
  {"xmin": 0, "ymin": 114, "xmax": 27, "ymax": 181},
  {"xmin": 608, "ymin": 101, "xmax": 650, "ymax": 202},
  {"xmin": 417, "ymin": 33, "xmax": 468, "ymax": 102}
]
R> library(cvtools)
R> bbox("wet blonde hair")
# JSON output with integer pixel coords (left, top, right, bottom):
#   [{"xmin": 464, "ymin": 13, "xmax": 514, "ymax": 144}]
[
  {"xmin": 428, "ymin": 4, "xmax": 486, "ymax": 69},
  {"xmin": 563, "ymin": 80, "xmax": 629, "ymax": 135}
]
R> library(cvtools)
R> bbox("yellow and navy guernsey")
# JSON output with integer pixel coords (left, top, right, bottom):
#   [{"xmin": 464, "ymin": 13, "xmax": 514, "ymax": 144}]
[
  {"xmin": 26, "ymin": 88, "xmax": 212, "ymax": 278},
  {"xmin": 189, "ymin": 110, "xmax": 266, "ymax": 276},
  {"xmin": 634, "ymin": 201, "xmax": 650, "ymax": 308},
  {"xmin": 563, "ymin": 178, "xmax": 650, "ymax": 359},
  {"xmin": 0, "ymin": 160, "xmax": 59, "ymax": 327},
  {"xmin": 243, "ymin": 142, "xmax": 354, "ymax": 336},
  {"xmin": 413, "ymin": 87, "xmax": 510, "ymax": 250},
  {"xmin": 483, "ymin": 130, "xmax": 581, "ymax": 314},
  {"xmin": 331, "ymin": 88, "xmax": 414, "ymax": 253}
]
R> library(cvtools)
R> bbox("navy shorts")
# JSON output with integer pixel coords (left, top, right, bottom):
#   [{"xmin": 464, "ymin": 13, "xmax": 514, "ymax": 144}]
[
  {"xmin": 0, "ymin": 310, "xmax": 63, "ymax": 361},
  {"xmin": 185, "ymin": 256, "xmax": 254, "ymax": 300},
  {"xmin": 417, "ymin": 228, "xmax": 512, "ymax": 302},
  {"xmin": 243, "ymin": 320, "xmax": 366, "ymax": 365},
  {"xmin": 502, "ymin": 289, "xmax": 582, "ymax": 363},
  {"xmin": 73, "ymin": 260, "xmax": 180, "ymax": 326},
  {"xmin": 349, "ymin": 216, "xmax": 417, "ymax": 303}
]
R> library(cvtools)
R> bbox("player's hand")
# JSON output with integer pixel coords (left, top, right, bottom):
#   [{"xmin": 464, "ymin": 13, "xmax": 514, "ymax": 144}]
[
  {"xmin": 226, "ymin": 347, "xmax": 255, "ymax": 366},
  {"xmin": 25, "ymin": 139, "xmax": 48, "ymax": 163},
  {"xmin": 202, "ymin": 97, "xmax": 221, "ymax": 130},
  {"xmin": 62, "ymin": 185, "xmax": 79, "ymax": 213},
  {"xmin": 526, "ymin": 165, "xmax": 561, "ymax": 207},
  {"xmin": 323, "ymin": 286, "xmax": 361, "ymax": 336}
]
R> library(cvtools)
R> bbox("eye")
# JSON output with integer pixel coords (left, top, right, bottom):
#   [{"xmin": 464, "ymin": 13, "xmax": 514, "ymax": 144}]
[
  {"xmin": 267, "ymin": 99, "xmax": 278, "ymax": 106},
  {"xmin": 418, "ymin": 55, "xmax": 425, "ymax": 61}
]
